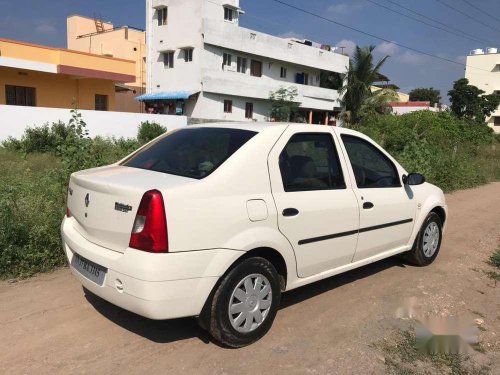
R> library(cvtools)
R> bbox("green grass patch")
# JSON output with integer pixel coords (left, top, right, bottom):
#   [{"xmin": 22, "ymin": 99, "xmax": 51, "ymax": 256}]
[
  {"xmin": 488, "ymin": 248, "xmax": 500, "ymax": 269},
  {"xmin": 0, "ymin": 117, "xmax": 162, "ymax": 279},
  {"xmin": 376, "ymin": 329, "xmax": 489, "ymax": 375}
]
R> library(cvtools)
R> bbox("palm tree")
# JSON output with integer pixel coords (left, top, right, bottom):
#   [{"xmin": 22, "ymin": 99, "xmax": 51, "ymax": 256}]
[{"xmin": 339, "ymin": 45, "xmax": 396, "ymax": 125}]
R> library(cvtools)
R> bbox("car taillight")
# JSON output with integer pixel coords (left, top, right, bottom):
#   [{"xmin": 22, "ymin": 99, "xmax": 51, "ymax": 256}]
[
  {"xmin": 129, "ymin": 190, "xmax": 168, "ymax": 253},
  {"xmin": 66, "ymin": 207, "xmax": 71, "ymax": 218}
]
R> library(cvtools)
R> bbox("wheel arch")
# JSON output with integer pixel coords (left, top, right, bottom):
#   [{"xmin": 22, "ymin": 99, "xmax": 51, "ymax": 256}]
[
  {"xmin": 430, "ymin": 205, "xmax": 446, "ymax": 226},
  {"xmin": 197, "ymin": 246, "xmax": 288, "ymax": 330}
]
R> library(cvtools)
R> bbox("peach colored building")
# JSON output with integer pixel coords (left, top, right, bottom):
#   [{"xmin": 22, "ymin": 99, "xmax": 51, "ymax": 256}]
[
  {"xmin": 67, "ymin": 15, "xmax": 146, "ymax": 113},
  {"xmin": 0, "ymin": 38, "xmax": 135, "ymax": 111}
]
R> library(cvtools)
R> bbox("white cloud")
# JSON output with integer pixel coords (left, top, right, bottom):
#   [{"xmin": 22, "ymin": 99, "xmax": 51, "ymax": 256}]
[
  {"xmin": 328, "ymin": 1, "xmax": 367, "ymax": 15},
  {"xmin": 335, "ymin": 39, "xmax": 357, "ymax": 57},
  {"xmin": 34, "ymin": 21, "xmax": 57, "ymax": 35},
  {"xmin": 395, "ymin": 51, "xmax": 428, "ymax": 65},
  {"xmin": 278, "ymin": 31, "xmax": 306, "ymax": 40},
  {"xmin": 376, "ymin": 42, "xmax": 399, "ymax": 56}
]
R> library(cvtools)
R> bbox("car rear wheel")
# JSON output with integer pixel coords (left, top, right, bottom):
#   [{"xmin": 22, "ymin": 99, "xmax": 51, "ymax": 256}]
[
  {"xmin": 203, "ymin": 257, "xmax": 281, "ymax": 348},
  {"xmin": 405, "ymin": 212, "xmax": 443, "ymax": 266}
]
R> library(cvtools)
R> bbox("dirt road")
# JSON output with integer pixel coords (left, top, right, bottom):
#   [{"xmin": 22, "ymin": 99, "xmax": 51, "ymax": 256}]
[{"xmin": 1, "ymin": 183, "xmax": 499, "ymax": 374}]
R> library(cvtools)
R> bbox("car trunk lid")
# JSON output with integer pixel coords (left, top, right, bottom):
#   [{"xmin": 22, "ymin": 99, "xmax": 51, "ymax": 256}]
[{"xmin": 67, "ymin": 165, "xmax": 190, "ymax": 253}]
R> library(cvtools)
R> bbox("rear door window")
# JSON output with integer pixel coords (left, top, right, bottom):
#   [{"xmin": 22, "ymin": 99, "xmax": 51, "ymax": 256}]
[
  {"xmin": 122, "ymin": 128, "xmax": 256, "ymax": 179},
  {"xmin": 279, "ymin": 133, "xmax": 346, "ymax": 192}
]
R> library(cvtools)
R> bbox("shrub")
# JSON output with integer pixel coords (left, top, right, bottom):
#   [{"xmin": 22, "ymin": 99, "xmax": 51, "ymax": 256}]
[
  {"xmin": 0, "ymin": 111, "xmax": 142, "ymax": 279},
  {"xmin": 137, "ymin": 121, "xmax": 167, "ymax": 145},
  {"xmin": 1, "ymin": 121, "xmax": 70, "ymax": 154},
  {"xmin": 356, "ymin": 111, "xmax": 499, "ymax": 192},
  {"xmin": 0, "ymin": 153, "xmax": 65, "ymax": 279}
]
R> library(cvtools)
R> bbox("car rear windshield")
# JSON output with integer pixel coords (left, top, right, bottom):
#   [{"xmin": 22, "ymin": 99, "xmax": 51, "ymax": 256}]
[{"xmin": 121, "ymin": 127, "xmax": 257, "ymax": 179}]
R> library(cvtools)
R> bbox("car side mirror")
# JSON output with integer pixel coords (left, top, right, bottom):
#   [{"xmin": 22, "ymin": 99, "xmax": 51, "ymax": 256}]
[{"xmin": 403, "ymin": 173, "xmax": 426, "ymax": 186}]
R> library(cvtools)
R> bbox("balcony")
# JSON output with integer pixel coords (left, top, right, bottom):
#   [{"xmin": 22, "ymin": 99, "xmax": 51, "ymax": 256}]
[
  {"xmin": 203, "ymin": 69, "xmax": 342, "ymax": 110},
  {"xmin": 203, "ymin": 19, "xmax": 349, "ymax": 74}
]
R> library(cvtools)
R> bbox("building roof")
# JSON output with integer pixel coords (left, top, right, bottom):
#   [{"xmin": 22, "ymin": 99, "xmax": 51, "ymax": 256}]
[{"xmin": 0, "ymin": 38, "xmax": 136, "ymax": 83}]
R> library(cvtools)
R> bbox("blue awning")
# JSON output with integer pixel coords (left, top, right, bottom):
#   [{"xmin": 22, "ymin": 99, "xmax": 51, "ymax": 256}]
[{"xmin": 135, "ymin": 91, "xmax": 197, "ymax": 101}]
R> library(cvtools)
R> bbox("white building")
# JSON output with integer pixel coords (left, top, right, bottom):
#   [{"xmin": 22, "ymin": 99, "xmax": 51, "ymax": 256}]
[
  {"xmin": 465, "ymin": 48, "xmax": 500, "ymax": 133},
  {"xmin": 142, "ymin": 0, "xmax": 349, "ymax": 124}
]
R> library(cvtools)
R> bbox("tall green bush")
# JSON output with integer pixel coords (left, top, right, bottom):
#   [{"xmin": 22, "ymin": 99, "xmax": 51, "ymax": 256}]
[
  {"xmin": 357, "ymin": 111, "xmax": 499, "ymax": 192},
  {"xmin": 137, "ymin": 121, "xmax": 167, "ymax": 145},
  {"xmin": 0, "ymin": 153, "xmax": 65, "ymax": 278},
  {"xmin": 0, "ymin": 112, "xmax": 149, "ymax": 279}
]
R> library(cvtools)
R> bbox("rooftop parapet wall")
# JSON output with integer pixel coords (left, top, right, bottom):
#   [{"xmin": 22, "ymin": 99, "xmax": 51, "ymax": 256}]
[
  {"xmin": 203, "ymin": 19, "xmax": 349, "ymax": 74},
  {"xmin": 0, "ymin": 38, "xmax": 135, "ymax": 82}
]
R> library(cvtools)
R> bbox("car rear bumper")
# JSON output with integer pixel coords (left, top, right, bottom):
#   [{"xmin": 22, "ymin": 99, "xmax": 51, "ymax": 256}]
[{"xmin": 61, "ymin": 218, "xmax": 243, "ymax": 320}]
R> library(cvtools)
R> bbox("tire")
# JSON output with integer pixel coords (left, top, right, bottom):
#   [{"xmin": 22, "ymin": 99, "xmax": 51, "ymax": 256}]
[
  {"xmin": 405, "ymin": 212, "xmax": 443, "ymax": 266},
  {"xmin": 202, "ymin": 257, "xmax": 281, "ymax": 348}
]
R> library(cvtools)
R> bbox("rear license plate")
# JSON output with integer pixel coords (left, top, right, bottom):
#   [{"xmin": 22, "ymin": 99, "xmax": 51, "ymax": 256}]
[{"xmin": 72, "ymin": 253, "xmax": 107, "ymax": 286}]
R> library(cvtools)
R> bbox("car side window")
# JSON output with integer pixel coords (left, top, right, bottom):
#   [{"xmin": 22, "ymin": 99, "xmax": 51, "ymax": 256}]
[
  {"xmin": 279, "ymin": 133, "xmax": 346, "ymax": 192},
  {"xmin": 341, "ymin": 135, "xmax": 401, "ymax": 189}
]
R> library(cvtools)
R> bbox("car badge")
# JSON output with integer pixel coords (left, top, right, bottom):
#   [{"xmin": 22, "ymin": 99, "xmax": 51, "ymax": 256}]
[{"xmin": 115, "ymin": 202, "xmax": 133, "ymax": 213}]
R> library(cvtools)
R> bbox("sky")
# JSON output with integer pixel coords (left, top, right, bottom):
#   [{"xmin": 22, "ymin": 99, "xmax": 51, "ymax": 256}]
[{"xmin": 1, "ymin": 0, "xmax": 500, "ymax": 104}]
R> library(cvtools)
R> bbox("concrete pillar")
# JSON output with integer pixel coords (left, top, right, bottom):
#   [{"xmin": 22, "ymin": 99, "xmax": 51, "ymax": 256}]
[
  {"xmin": 308, "ymin": 110, "xmax": 313, "ymax": 124},
  {"xmin": 324, "ymin": 111, "xmax": 329, "ymax": 125}
]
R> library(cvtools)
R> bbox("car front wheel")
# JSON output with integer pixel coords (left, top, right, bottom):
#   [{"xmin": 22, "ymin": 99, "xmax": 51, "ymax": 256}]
[
  {"xmin": 406, "ymin": 212, "xmax": 443, "ymax": 266},
  {"xmin": 204, "ymin": 257, "xmax": 281, "ymax": 348}
]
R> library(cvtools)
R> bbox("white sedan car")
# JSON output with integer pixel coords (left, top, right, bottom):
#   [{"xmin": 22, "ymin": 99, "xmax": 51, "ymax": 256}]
[{"xmin": 61, "ymin": 123, "xmax": 447, "ymax": 347}]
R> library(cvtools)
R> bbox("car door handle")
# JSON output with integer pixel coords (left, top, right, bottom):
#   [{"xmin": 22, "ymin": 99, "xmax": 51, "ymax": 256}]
[
  {"xmin": 363, "ymin": 202, "xmax": 374, "ymax": 209},
  {"xmin": 282, "ymin": 208, "xmax": 299, "ymax": 217}
]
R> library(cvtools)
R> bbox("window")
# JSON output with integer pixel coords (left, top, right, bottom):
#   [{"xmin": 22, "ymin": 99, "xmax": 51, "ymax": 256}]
[
  {"xmin": 304, "ymin": 73, "xmax": 310, "ymax": 86},
  {"xmin": 183, "ymin": 48, "xmax": 193, "ymax": 62},
  {"xmin": 279, "ymin": 133, "xmax": 345, "ymax": 192},
  {"xmin": 494, "ymin": 117, "xmax": 500, "ymax": 126},
  {"xmin": 5, "ymin": 85, "xmax": 36, "ymax": 106},
  {"xmin": 95, "ymin": 94, "xmax": 108, "ymax": 111},
  {"xmin": 224, "ymin": 100, "xmax": 233, "ymax": 113},
  {"xmin": 158, "ymin": 7, "xmax": 168, "ymax": 26},
  {"xmin": 237, "ymin": 57, "xmax": 247, "ymax": 73},
  {"xmin": 280, "ymin": 67, "xmax": 287, "ymax": 79},
  {"xmin": 341, "ymin": 135, "xmax": 401, "ymax": 188},
  {"xmin": 245, "ymin": 102, "xmax": 253, "ymax": 119},
  {"xmin": 250, "ymin": 60, "xmax": 262, "ymax": 77},
  {"xmin": 122, "ymin": 128, "xmax": 256, "ymax": 179},
  {"xmin": 224, "ymin": 7, "xmax": 234, "ymax": 21},
  {"xmin": 163, "ymin": 51, "xmax": 174, "ymax": 68},
  {"xmin": 223, "ymin": 53, "xmax": 232, "ymax": 69}
]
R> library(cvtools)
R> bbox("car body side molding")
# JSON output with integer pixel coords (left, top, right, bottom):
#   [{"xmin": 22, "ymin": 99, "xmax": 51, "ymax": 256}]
[{"xmin": 298, "ymin": 218, "xmax": 413, "ymax": 245}]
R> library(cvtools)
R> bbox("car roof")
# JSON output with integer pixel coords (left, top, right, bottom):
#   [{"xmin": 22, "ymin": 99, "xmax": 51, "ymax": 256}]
[{"xmin": 188, "ymin": 122, "xmax": 361, "ymax": 136}]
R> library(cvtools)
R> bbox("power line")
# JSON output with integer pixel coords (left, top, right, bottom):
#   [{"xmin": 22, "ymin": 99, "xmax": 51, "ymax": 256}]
[
  {"xmin": 382, "ymin": 0, "xmax": 497, "ymax": 46},
  {"xmin": 270, "ymin": 0, "xmax": 491, "ymax": 73},
  {"xmin": 365, "ymin": 0, "xmax": 491, "ymax": 45},
  {"xmin": 458, "ymin": 0, "xmax": 500, "ymax": 24},
  {"xmin": 434, "ymin": 0, "xmax": 500, "ymax": 35}
]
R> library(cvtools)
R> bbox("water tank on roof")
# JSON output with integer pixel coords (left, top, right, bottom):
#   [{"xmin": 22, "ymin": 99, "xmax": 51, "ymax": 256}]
[
  {"xmin": 471, "ymin": 48, "xmax": 485, "ymax": 55},
  {"xmin": 487, "ymin": 47, "xmax": 498, "ymax": 54}
]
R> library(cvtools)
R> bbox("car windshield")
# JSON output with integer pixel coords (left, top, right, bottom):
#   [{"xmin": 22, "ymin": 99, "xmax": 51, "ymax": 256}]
[{"xmin": 121, "ymin": 127, "xmax": 257, "ymax": 179}]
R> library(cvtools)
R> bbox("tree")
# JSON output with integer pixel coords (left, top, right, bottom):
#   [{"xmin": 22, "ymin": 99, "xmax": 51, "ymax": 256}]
[
  {"xmin": 448, "ymin": 78, "xmax": 500, "ymax": 124},
  {"xmin": 269, "ymin": 86, "xmax": 299, "ymax": 122},
  {"xmin": 339, "ymin": 45, "xmax": 396, "ymax": 125},
  {"xmin": 409, "ymin": 87, "xmax": 441, "ymax": 107}
]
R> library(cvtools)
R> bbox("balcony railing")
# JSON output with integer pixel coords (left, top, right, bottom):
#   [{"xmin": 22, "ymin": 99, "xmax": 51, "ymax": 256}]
[{"xmin": 203, "ymin": 69, "xmax": 341, "ymax": 109}]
